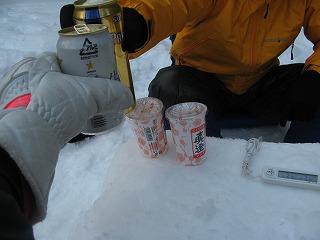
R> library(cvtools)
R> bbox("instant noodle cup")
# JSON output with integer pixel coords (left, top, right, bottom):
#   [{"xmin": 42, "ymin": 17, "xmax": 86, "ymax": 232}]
[
  {"xmin": 165, "ymin": 102, "xmax": 207, "ymax": 166},
  {"xmin": 125, "ymin": 97, "xmax": 168, "ymax": 158}
]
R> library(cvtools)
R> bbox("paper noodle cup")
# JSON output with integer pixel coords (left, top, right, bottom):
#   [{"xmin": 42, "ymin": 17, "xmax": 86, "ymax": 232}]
[
  {"xmin": 125, "ymin": 97, "xmax": 168, "ymax": 158},
  {"xmin": 165, "ymin": 102, "xmax": 207, "ymax": 166}
]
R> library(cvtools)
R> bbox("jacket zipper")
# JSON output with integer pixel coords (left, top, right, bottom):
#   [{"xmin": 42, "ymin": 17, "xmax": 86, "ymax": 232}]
[
  {"xmin": 248, "ymin": 14, "xmax": 259, "ymax": 73},
  {"xmin": 264, "ymin": 3, "xmax": 269, "ymax": 19}
]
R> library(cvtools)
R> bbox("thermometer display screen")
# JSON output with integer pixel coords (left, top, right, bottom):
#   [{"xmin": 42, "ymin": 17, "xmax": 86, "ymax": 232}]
[{"xmin": 278, "ymin": 170, "xmax": 318, "ymax": 183}]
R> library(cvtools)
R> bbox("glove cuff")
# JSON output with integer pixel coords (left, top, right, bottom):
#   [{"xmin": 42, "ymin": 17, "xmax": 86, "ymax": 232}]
[{"xmin": 0, "ymin": 109, "xmax": 60, "ymax": 223}]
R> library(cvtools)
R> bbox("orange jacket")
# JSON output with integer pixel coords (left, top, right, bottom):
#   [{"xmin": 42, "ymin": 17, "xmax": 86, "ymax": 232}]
[{"xmin": 119, "ymin": 0, "xmax": 320, "ymax": 95}]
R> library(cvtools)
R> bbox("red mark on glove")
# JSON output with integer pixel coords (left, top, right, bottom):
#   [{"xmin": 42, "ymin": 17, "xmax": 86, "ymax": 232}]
[{"xmin": 4, "ymin": 93, "xmax": 31, "ymax": 109}]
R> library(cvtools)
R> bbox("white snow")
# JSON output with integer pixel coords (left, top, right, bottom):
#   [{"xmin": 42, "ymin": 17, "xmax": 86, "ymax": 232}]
[{"xmin": 0, "ymin": 1, "xmax": 319, "ymax": 240}]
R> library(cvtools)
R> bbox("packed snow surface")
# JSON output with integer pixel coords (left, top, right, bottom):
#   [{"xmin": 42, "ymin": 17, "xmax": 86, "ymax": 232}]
[{"xmin": 1, "ymin": 1, "xmax": 319, "ymax": 239}]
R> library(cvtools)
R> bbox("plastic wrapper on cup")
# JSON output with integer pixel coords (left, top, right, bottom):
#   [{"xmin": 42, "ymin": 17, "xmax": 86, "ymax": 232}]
[
  {"xmin": 165, "ymin": 102, "xmax": 207, "ymax": 166},
  {"xmin": 125, "ymin": 97, "xmax": 168, "ymax": 158}
]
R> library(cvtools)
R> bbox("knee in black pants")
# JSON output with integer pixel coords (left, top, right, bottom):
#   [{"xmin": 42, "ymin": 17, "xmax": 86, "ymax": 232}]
[
  {"xmin": 149, "ymin": 66, "xmax": 186, "ymax": 109},
  {"xmin": 148, "ymin": 65, "xmax": 214, "ymax": 108},
  {"xmin": 148, "ymin": 66, "xmax": 223, "ymax": 137}
]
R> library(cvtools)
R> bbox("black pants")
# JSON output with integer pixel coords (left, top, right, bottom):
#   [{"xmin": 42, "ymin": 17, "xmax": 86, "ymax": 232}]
[{"xmin": 148, "ymin": 64, "xmax": 320, "ymax": 143}]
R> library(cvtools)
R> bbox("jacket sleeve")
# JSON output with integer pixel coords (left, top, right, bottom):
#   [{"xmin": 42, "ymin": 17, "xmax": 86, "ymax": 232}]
[
  {"xmin": 303, "ymin": 1, "xmax": 320, "ymax": 73},
  {"xmin": 0, "ymin": 149, "xmax": 35, "ymax": 239},
  {"xmin": 118, "ymin": 0, "xmax": 215, "ymax": 59}
]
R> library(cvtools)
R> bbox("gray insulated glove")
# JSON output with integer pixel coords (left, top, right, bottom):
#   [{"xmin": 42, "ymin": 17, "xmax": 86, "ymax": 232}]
[{"xmin": 0, "ymin": 52, "xmax": 133, "ymax": 223}]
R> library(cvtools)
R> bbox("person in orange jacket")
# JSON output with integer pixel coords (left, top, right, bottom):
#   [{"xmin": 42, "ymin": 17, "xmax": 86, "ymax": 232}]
[{"xmin": 61, "ymin": 1, "xmax": 320, "ymax": 143}]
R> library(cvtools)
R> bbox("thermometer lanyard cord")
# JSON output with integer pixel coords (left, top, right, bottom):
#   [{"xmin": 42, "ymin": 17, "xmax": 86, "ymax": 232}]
[{"xmin": 242, "ymin": 137, "xmax": 262, "ymax": 175}]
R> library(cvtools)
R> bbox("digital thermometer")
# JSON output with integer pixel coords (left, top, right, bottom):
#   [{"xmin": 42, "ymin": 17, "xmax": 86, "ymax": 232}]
[{"xmin": 261, "ymin": 166, "xmax": 320, "ymax": 191}]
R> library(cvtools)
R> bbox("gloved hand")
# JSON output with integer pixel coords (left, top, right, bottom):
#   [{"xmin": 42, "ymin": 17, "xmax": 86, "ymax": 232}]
[
  {"xmin": 122, "ymin": 7, "xmax": 149, "ymax": 53},
  {"xmin": 280, "ymin": 70, "xmax": 320, "ymax": 125},
  {"xmin": 0, "ymin": 52, "xmax": 133, "ymax": 223},
  {"xmin": 60, "ymin": 4, "xmax": 75, "ymax": 29},
  {"xmin": 59, "ymin": 5, "xmax": 148, "ymax": 53}
]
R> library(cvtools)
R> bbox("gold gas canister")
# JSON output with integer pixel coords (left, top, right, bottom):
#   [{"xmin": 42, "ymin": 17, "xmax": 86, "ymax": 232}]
[{"xmin": 73, "ymin": 0, "xmax": 136, "ymax": 113}]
